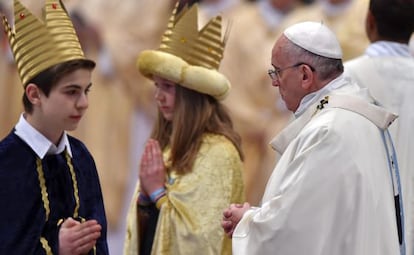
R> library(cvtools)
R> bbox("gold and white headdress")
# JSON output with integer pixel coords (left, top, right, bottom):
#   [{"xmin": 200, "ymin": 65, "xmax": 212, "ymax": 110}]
[
  {"xmin": 137, "ymin": 4, "xmax": 231, "ymax": 100},
  {"xmin": 1, "ymin": 0, "xmax": 93, "ymax": 86}
]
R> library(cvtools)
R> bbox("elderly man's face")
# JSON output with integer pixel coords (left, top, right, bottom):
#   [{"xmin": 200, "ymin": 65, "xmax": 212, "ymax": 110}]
[{"xmin": 270, "ymin": 37, "xmax": 307, "ymax": 112}]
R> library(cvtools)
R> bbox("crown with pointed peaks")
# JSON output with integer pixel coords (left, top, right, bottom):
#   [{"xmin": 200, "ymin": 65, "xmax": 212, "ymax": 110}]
[
  {"xmin": 137, "ymin": 4, "xmax": 231, "ymax": 100},
  {"xmin": 1, "ymin": 0, "xmax": 91, "ymax": 86},
  {"xmin": 159, "ymin": 4, "xmax": 227, "ymax": 70}
]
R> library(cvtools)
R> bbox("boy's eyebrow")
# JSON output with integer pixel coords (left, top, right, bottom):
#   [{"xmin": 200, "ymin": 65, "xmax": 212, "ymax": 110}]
[{"xmin": 64, "ymin": 83, "xmax": 93, "ymax": 89}]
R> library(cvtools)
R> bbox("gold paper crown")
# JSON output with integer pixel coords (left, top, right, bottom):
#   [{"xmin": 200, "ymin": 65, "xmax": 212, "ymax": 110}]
[
  {"xmin": 1, "ymin": 0, "xmax": 91, "ymax": 86},
  {"xmin": 137, "ymin": 4, "xmax": 231, "ymax": 100},
  {"xmin": 159, "ymin": 4, "xmax": 227, "ymax": 70}
]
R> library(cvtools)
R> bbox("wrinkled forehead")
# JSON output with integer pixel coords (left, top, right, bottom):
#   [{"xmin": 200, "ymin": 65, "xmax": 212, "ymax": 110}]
[{"xmin": 271, "ymin": 36, "xmax": 290, "ymax": 64}]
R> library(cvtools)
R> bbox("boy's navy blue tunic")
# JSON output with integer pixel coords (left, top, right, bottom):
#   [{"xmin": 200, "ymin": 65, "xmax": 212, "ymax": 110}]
[{"xmin": 0, "ymin": 131, "xmax": 109, "ymax": 254}]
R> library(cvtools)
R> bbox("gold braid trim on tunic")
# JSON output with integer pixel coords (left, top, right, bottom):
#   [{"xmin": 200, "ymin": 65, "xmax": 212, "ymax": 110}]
[
  {"xmin": 124, "ymin": 133, "xmax": 245, "ymax": 255},
  {"xmin": 36, "ymin": 150, "xmax": 96, "ymax": 255}
]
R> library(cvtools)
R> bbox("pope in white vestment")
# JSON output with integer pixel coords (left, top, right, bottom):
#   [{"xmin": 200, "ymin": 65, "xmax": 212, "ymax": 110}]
[
  {"xmin": 232, "ymin": 76, "xmax": 400, "ymax": 255},
  {"xmin": 225, "ymin": 21, "xmax": 403, "ymax": 255}
]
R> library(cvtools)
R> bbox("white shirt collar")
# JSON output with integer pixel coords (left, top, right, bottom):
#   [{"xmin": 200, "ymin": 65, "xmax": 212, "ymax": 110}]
[
  {"xmin": 294, "ymin": 74, "xmax": 348, "ymax": 117},
  {"xmin": 14, "ymin": 114, "xmax": 73, "ymax": 159},
  {"xmin": 365, "ymin": 41, "xmax": 412, "ymax": 58}
]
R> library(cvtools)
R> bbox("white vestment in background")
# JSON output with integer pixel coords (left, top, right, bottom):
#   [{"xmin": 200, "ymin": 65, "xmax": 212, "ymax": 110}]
[{"xmin": 345, "ymin": 43, "xmax": 414, "ymax": 255}]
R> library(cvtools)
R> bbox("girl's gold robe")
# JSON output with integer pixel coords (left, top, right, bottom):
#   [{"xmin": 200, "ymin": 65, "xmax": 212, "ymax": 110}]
[{"xmin": 124, "ymin": 134, "xmax": 244, "ymax": 255}]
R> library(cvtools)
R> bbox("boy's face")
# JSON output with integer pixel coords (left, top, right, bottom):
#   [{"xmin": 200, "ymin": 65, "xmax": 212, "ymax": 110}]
[{"xmin": 36, "ymin": 68, "xmax": 92, "ymax": 134}]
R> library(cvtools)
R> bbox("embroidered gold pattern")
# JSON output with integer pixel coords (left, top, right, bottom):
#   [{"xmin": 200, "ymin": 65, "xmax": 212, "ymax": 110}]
[
  {"xmin": 36, "ymin": 149, "xmax": 82, "ymax": 254},
  {"xmin": 40, "ymin": 237, "xmax": 53, "ymax": 255},
  {"xmin": 36, "ymin": 158, "xmax": 50, "ymax": 220},
  {"xmin": 312, "ymin": 96, "xmax": 330, "ymax": 117},
  {"xmin": 65, "ymin": 150, "xmax": 80, "ymax": 218}
]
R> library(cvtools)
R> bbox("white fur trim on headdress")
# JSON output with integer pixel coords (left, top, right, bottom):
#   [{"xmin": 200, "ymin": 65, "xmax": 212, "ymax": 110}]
[{"xmin": 137, "ymin": 50, "xmax": 231, "ymax": 100}]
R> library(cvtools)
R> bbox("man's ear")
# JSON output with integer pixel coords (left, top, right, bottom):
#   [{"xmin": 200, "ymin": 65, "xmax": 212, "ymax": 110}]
[
  {"xmin": 301, "ymin": 64, "xmax": 314, "ymax": 90},
  {"xmin": 25, "ymin": 83, "xmax": 41, "ymax": 105}
]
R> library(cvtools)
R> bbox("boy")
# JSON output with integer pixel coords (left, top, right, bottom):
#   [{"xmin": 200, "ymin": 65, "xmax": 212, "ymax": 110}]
[{"xmin": 0, "ymin": 0, "xmax": 109, "ymax": 254}]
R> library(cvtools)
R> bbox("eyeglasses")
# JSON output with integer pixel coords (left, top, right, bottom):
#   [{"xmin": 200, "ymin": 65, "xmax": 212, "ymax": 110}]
[{"xmin": 268, "ymin": 62, "xmax": 315, "ymax": 81}]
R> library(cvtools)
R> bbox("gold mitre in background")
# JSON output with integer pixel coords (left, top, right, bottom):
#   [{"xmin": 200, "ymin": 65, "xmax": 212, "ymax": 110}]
[
  {"xmin": 137, "ymin": 4, "xmax": 231, "ymax": 100},
  {"xmin": 1, "ymin": 0, "xmax": 91, "ymax": 86}
]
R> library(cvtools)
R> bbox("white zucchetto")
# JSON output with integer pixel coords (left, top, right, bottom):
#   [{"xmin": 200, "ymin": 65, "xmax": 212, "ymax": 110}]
[{"xmin": 283, "ymin": 21, "xmax": 343, "ymax": 59}]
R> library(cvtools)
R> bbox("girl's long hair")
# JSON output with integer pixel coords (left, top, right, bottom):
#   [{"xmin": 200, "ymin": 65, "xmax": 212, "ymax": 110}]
[{"xmin": 151, "ymin": 85, "xmax": 244, "ymax": 174}]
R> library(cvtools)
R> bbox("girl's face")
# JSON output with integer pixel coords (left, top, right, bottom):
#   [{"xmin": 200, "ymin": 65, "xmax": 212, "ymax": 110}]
[{"xmin": 154, "ymin": 76, "xmax": 176, "ymax": 121}]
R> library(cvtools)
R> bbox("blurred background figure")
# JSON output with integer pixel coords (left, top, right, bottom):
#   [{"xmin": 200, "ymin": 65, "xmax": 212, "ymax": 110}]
[
  {"xmin": 280, "ymin": 0, "xmax": 370, "ymax": 61},
  {"xmin": 345, "ymin": 0, "xmax": 414, "ymax": 253},
  {"xmin": 198, "ymin": 0, "xmax": 242, "ymax": 19},
  {"xmin": 0, "ymin": 1, "xmax": 23, "ymax": 138}
]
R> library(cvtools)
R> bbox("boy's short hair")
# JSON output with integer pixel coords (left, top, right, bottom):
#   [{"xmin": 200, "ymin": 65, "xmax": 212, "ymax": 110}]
[{"xmin": 23, "ymin": 59, "xmax": 95, "ymax": 113}]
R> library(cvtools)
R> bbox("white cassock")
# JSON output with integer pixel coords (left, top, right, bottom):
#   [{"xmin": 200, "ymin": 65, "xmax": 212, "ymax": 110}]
[
  {"xmin": 345, "ymin": 42, "xmax": 414, "ymax": 255},
  {"xmin": 232, "ymin": 75, "xmax": 401, "ymax": 255}
]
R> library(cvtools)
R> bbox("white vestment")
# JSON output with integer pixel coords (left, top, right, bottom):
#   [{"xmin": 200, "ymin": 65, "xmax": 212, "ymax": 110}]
[
  {"xmin": 345, "ymin": 47, "xmax": 414, "ymax": 255},
  {"xmin": 232, "ymin": 76, "xmax": 401, "ymax": 255}
]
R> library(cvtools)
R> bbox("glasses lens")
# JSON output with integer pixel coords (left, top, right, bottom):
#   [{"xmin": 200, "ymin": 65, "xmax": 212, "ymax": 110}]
[{"xmin": 268, "ymin": 69, "xmax": 277, "ymax": 80}]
